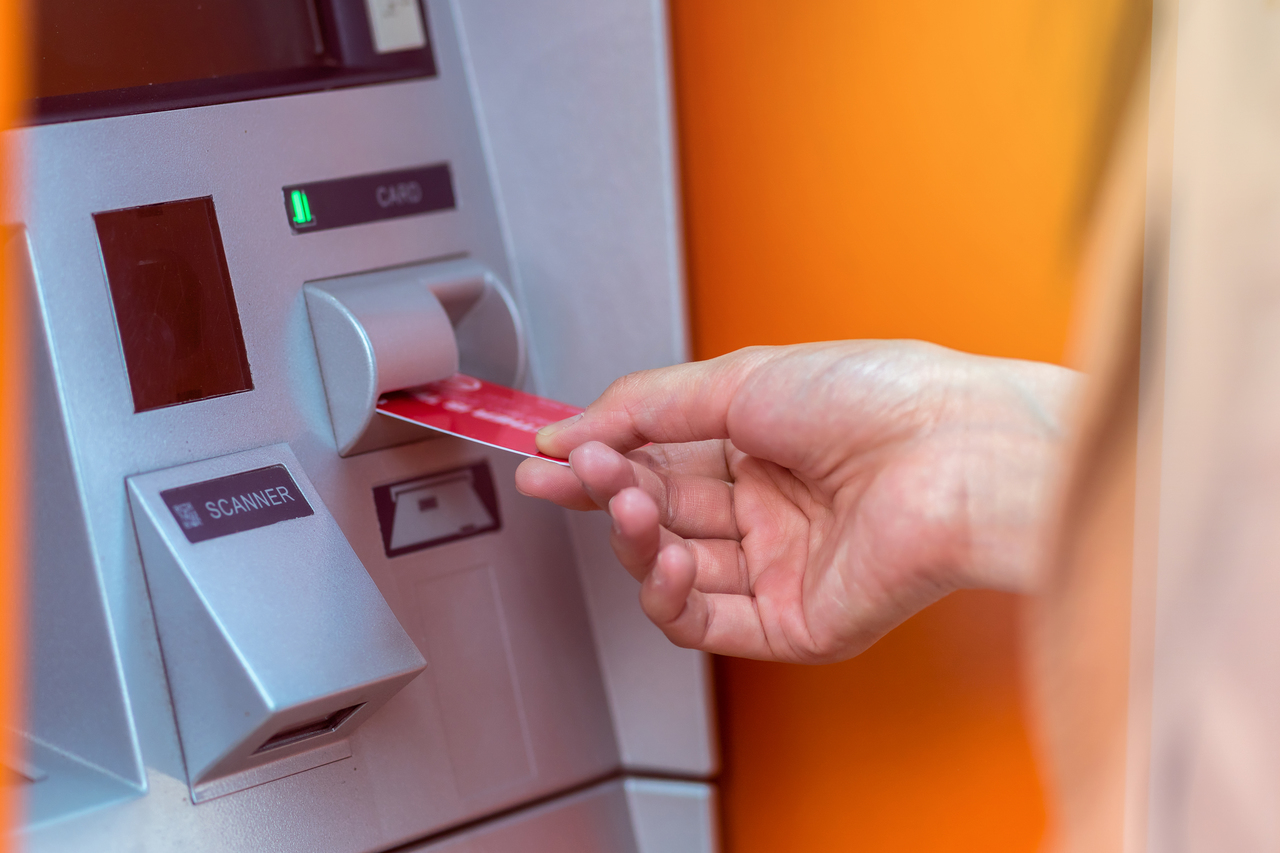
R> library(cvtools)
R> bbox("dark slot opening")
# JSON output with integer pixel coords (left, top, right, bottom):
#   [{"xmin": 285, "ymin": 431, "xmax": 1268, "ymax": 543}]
[{"xmin": 252, "ymin": 703, "xmax": 363, "ymax": 755}]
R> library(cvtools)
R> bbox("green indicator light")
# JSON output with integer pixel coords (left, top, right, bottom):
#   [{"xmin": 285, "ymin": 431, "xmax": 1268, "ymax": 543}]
[{"xmin": 290, "ymin": 189, "xmax": 313, "ymax": 226}]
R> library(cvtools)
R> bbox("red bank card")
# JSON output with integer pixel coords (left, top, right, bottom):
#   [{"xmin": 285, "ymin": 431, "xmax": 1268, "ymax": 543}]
[{"xmin": 377, "ymin": 374, "xmax": 582, "ymax": 465}]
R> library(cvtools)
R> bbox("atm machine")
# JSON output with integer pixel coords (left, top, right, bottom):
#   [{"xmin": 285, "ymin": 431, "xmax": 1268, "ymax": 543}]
[{"xmin": 4, "ymin": 1, "xmax": 717, "ymax": 850}]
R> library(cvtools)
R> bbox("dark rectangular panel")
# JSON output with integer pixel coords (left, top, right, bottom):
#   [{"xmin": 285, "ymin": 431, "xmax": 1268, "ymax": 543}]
[
  {"xmin": 372, "ymin": 463, "xmax": 500, "ymax": 557},
  {"xmin": 283, "ymin": 164, "xmax": 455, "ymax": 234},
  {"xmin": 35, "ymin": 0, "xmax": 328, "ymax": 99},
  {"xmin": 95, "ymin": 197, "xmax": 254, "ymax": 412},
  {"xmin": 29, "ymin": 0, "xmax": 437, "ymax": 124},
  {"xmin": 162, "ymin": 465, "xmax": 314, "ymax": 544}
]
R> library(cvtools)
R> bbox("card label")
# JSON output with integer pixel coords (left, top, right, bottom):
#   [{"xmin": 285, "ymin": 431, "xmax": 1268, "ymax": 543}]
[
  {"xmin": 283, "ymin": 164, "xmax": 455, "ymax": 234},
  {"xmin": 377, "ymin": 374, "xmax": 582, "ymax": 465},
  {"xmin": 161, "ymin": 464, "xmax": 314, "ymax": 543}
]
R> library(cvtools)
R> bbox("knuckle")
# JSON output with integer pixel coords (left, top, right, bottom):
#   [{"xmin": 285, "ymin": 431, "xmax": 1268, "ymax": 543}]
[
  {"xmin": 659, "ymin": 473, "xmax": 680, "ymax": 525},
  {"xmin": 602, "ymin": 370, "xmax": 649, "ymax": 404}
]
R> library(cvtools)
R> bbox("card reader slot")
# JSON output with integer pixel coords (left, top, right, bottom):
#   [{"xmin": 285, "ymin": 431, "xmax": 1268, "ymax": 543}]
[
  {"xmin": 304, "ymin": 258, "xmax": 525, "ymax": 456},
  {"xmin": 373, "ymin": 462, "xmax": 501, "ymax": 558},
  {"xmin": 252, "ymin": 703, "xmax": 364, "ymax": 755}
]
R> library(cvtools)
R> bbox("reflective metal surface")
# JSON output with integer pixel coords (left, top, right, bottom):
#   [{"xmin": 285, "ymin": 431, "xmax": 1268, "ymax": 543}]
[{"xmin": 8, "ymin": 1, "xmax": 714, "ymax": 849}]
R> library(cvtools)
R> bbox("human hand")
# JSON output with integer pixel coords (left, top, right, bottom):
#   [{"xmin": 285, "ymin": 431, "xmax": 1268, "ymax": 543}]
[{"xmin": 515, "ymin": 341, "xmax": 1078, "ymax": 663}]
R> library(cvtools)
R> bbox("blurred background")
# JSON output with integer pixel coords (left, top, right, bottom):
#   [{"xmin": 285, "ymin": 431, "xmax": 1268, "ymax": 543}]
[{"xmin": 668, "ymin": 1, "xmax": 1138, "ymax": 849}]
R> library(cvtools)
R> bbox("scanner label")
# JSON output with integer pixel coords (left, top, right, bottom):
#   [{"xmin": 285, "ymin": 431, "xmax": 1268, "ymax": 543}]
[{"xmin": 161, "ymin": 464, "xmax": 314, "ymax": 543}]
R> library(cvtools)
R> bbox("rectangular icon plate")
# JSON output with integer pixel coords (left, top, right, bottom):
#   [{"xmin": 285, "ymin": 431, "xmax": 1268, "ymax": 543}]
[
  {"xmin": 283, "ymin": 164, "xmax": 455, "ymax": 233},
  {"xmin": 161, "ymin": 464, "xmax": 314, "ymax": 543}
]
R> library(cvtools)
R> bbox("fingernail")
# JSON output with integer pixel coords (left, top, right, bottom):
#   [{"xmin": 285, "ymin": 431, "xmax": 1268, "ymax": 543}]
[
  {"xmin": 537, "ymin": 412, "xmax": 583, "ymax": 438},
  {"xmin": 606, "ymin": 496, "xmax": 621, "ymax": 535}
]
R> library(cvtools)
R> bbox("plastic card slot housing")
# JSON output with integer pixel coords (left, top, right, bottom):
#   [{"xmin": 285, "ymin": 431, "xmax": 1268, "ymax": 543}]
[{"xmin": 304, "ymin": 257, "xmax": 525, "ymax": 456}]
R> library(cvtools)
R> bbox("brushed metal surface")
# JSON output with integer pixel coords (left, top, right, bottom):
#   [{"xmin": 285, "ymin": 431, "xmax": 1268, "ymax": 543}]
[{"xmin": 9, "ymin": 0, "xmax": 715, "ymax": 849}]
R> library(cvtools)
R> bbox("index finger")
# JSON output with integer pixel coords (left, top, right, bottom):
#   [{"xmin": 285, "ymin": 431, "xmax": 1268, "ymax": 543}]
[{"xmin": 535, "ymin": 348, "xmax": 777, "ymax": 458}]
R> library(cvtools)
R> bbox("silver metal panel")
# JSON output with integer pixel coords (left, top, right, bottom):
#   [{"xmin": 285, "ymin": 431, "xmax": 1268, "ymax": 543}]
[
  {"xmin": 410, "ymin": 778, "xmax": 640, "ymax": 853},
  {"xmin": 454, "ymin": 0, "xmax": 690, "ymax": 402},
  {"xmin": 21, "ymin": 448, "xmax": 620, "ymax": 852},
  {"xmin": 624, "ymin": 778, "xmax": 719, "ymax": 853},
  {"xmin": 10, "ymin": 0, "xmax": 717, "ymax": 848},
  {"xmin": 406, "ymin": 777, "xmax": 718, "ymax": 853},
  {"xmin": 13, "ymin": 2, "xmax": 620, "ymax": 849},
  {"xmin": 569, "ymin": 512, "xmax": 718, "ymax": 776},
  {"xmin": 456, "ymin": 0, "xmax": 717, "ymax": 779},
  {"xmin": 10, "ymin": 228, "xmax": 144, "ymax": 829}
]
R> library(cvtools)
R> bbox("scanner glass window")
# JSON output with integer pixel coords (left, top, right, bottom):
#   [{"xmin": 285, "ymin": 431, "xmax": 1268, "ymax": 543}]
[{"xmin": 95, "ymin": 198, "xmax": 254, "ymax": 412}]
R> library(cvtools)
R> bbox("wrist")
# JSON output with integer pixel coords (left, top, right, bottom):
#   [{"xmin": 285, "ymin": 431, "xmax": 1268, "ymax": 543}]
[{"xmin": 958, "ymin": 358, "xmax": 1082, "ymax": 593}]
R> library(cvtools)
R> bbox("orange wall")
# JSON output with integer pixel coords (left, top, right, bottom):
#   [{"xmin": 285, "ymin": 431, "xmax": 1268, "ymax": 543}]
[
  {"xmin": 0, "ymin": 0, "xmax": 24, "ymax": 844},
  {"xmin": 669, "ymin": 1, "xmax": 1129, "ymax": 850}
]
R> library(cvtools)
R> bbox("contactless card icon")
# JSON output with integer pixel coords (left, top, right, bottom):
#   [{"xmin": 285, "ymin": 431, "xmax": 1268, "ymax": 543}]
[
  {"xmin": 171, "ymin": 502, "xmax": 203, "ymax": 530},
  {"xmin": 372, "ymin": 462, "xmax": 501, "ymax": 558}
]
